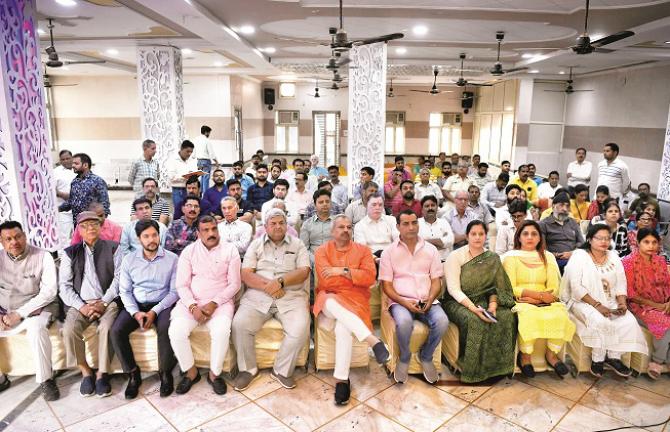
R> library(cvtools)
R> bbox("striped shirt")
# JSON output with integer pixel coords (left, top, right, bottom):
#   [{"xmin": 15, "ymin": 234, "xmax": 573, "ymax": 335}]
[
  {"xmin": 129, "ymin": 196, "xmax": 170, "ymax": 222},
  {"xmin": 595, "ymin": 158, "xmax": 630, "ymax": 200},
  {"xmin": 128, "ymin": 158, "xmax": 160, "ymax": 194}
]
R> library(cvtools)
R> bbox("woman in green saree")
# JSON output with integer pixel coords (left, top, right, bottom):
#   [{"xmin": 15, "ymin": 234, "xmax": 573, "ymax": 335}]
[{"xmin": 442, "ymin": 220, "xmax": 517, "ymax": 383}]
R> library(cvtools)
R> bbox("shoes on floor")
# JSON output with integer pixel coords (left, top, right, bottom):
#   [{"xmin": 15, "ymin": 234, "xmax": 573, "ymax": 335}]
[
  {"xmin": 207, "ymin": 373, "xmax": 228, "ymax": 395},
  {"xmin": 590, "ymin": 361, "xmax": 605, "ymax": 378},
  {"xmin": 41, "ymin": 379, "xmax": 60, "ymax": 401},
  {"xmin": 372, "ymin": 342, "xmax": 390, "ymax": 365},
  {"xmin": 394, "ymin": 361, "xmax": 409, "ymax": 384},
  {"xmin": 175, "ymin": 371, "xmax": 201, "ymax": 395},
  {"xmin": 0, "ymin": 375, "xmax": 11, "ymax": 393},
  {"xmin": 334, "ymin": 379, "xmax": 351, "ymax": 405},
  {"xmin": 95, "ymin": 374, "xmax": 112, "ymax": 398},
  {"xmin": 421, "ymin": 359, "xmax": 439, "ymax": 384},
  {"xmin": 270, "ymin": 369, "xmax": 296, "ymax": 389},
  {"xmin": 124, "ymin": 368, "xmax": 142, "ymax": 400},
  {"xmin": 233, "ymin": 371, "xmax": 260, "ymax": 391},
  {"xmin": 517, "ymin": 352, "xmax": 535, "ymax": 378},
  {"xmin": 604, "ymin": 358, "xmax": 632, "ymax": 377},
  {"xmin": 80, "ymin": 375, "xmax": 95, "ymax": 397},
  {"xmin": 159, "ymin": 370, "xmax": 174, "ymax": 398}
]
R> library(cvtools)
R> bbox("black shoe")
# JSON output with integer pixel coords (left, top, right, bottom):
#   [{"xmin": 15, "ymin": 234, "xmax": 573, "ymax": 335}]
[
  {"xmin": 547, "ymin": 360, "xmax": 570, "ymax": 379},
  {"xmin": 372, "ymin": 342, "xmax": 390, "ymax": 364},
  {"xmin": 0, "ymin": 375, "xmax": 11, "ymax": 393},
  {"xmin": 604, "ymin": 358, "xmax": 632, "ymax": 377},
  {"xmin": 40, "ymin": 379, "xmax": 60, "ymax": 401},
  {"xmin": 79, "ymin": 375, "xmax": 95, "ymax": 397},
  {"xmin": 590, "ymin": 361, "xmax": 605, "ymax": 378},
  {"xmin": 175, "ymin": 372, "xmax": 201, "ymax": 395},
  {"xmin": 207, "ymin": 373, "xmax": 228, "ymax": 395},
  {"xmin": 95, "ymin": 374, "xmax": 112, "ymax": 398},
  {"xmin": 159, "ymin": 371, "xmax": 174, "ymax": 398},
  {"xmin": 124, "ymin": 368, "xmax": 142, "ymax": 400},
  {"xmin": 334, "ymin": 379, "xmax": 351, "ymax": 405},
  {"xmin": 517, "ymin": 352, "xmax": 535, "ymax": 378}
]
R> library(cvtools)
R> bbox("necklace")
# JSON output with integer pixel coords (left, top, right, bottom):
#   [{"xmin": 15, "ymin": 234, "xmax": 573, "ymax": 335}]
[{"xmin": 589, "ymin": 251, "xmax": 607, "ymax": 266}]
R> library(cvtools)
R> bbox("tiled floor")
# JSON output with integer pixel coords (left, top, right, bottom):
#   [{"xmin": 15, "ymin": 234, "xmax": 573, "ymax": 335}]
[{"xmin": 2, "ymin": 357, "xmax": 670, "ymax": 432}]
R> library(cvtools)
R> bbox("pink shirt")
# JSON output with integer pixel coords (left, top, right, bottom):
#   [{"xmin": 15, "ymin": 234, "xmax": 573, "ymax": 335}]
[
  {"xmin": 379, "ymin": 238, "xmax": 443, "ymax": 304},
  {"xmin": 173, "ymin": 239, "xmax": 241, "ymax": 320},
  {"xmin": 71, "ymin": 219, "xmax": 123, "ymax": 245}
]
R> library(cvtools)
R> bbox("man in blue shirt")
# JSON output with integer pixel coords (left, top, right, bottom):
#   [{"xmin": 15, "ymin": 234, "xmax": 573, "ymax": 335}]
[
  {"xmin": 120, "ymin": 198, "xmax": 167, "ymax": 257},
  {"xmin": 308, "ymin": 154, "xmax": 328, "ymax": 180},
  {"xmin": 59, "ymin": 153, "xmax": 110, "ymax": 224},
  {"xmin": 201, "ymin": 169, "xmax": 228, "ymax": 216},
  {"xmin": 246, "ymin": 164, "xmax": 274, "ymax": 216},
  {"xmin": 111, "ymin": 219, "xmax": 179, "ymax": 399},
  {"xmin": 228, "ymin": 160, "xmax": 254, "ymax": 199}
]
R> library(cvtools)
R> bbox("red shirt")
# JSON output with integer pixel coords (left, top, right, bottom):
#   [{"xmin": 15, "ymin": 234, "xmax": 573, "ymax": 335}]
[{"xmin": 391, "ymin": 199, "xmax": 422, "ymax": 218}]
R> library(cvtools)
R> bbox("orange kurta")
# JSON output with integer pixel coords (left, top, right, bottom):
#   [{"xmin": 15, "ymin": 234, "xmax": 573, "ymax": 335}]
[{"xmin": 313, "ymin": 240, "xmax": 377, "ymax": 330}]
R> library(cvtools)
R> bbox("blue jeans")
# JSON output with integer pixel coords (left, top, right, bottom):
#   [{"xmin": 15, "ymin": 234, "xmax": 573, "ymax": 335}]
[
  {"xmin": 389, "ymin": 303, "xmax": 449, "ymax": 363},
  {"xmin": 172, "ymin": 187, "xmax": 186, "ymax": 211},
  {"xmin": 197, "ymin": 159, "xmax": 212, "ymax": 195}
]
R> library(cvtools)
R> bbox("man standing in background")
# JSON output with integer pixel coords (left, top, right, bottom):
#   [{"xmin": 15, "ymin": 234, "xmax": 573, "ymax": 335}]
[
  {"xmin": 54, "ymin": 150, "xmax": 77, "ymax": 251},
  {"xmin": 167, "ymin": 140, "xmax": 198, "ymax": 212},
  {"xmin": 566, "ymin": 147, "xmax": 592, "ymax": 193},
  {"xmin": 59, "ymin": 153, "xmax": 111, "ymax": 226},
  {"xmin": 193, "ymin": 126, "xmax": 218, "ymax": 195},
  {"xmin": 595, "ymin": 142, "xmax": 630, "ymax": 201},
  {"xmin": 128, "ymin": 140, "xmax": 160, "ymax": 196}
]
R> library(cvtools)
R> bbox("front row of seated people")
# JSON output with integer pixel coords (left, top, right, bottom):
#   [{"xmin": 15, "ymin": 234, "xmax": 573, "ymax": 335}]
[{"xmin": 0, "ymin": 209, "xmax": 669, "ymax": 404}]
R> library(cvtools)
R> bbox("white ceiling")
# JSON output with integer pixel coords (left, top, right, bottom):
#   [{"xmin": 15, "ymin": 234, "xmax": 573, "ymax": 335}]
[{"xmin": 37, "ymin": 0, "xmax": 670, "ymax": 85}]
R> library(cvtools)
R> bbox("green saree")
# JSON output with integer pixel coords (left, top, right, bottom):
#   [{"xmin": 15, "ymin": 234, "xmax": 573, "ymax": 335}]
[{"xmin": 442, "ymin": 250, "xmax": 517, "ymax": 383}]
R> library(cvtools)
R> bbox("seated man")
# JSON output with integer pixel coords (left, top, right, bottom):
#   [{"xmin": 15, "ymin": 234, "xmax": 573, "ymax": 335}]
[
  {"xmin": 415, "ymin": 168, "xmax": 443, "ymax": 204},
  {"xmin": 260, "ymin": 179, "xmax": 298, "ymax": 226},
  {"xmin": 391, "ymin": 180, "xmax": 422, "ymax": 217},
  {"xmin": 112, "ymin": 220, "xmax": 178, "ymax": 399},
  {"xmin": 254, "ymin": 200, "xmax": 299, "ymax": 238},
  {"xmin": 300, "ymin": 189, "xmax": 334, "ymax": 264},
  {"xmin": 129, "ymin": 177, "xmax": 170, "ymax": 225},
  {"xmin": 0, "ymin": 221, "xmax": 60, "ymax": 400},
  {"xmin": 380, "ymin": 210, "xmax": 449, "ymax": 384},
  {"xmin": 165, "ymin": 195, "xmax": 201, "ymax": 256},
  {"xmin": 226, "ymin": 179, "xmax": 254, "ymax": 224},
  {"xmin": 345, "ymin": 181, "xmax": 378, "ymax": 226},
  {"xmin": 200, "ymin": 168, "xmax": 228, "ymax": 216},
  {"xmin": 495, "ymin": 184, "xmax": 523, "ymax": 229},
  {"xmin": 169, "ymin": 215, "xmax": 241, "ymax": 395},
  {"xmin": 218, "ymin": 197, "xmax": 253, "ymax": 258},
  {"xmin": 466, "ymin": 185, "xmax": 493, "ymax": 225},
  {"xmin": 314, "ymin": 215, "xmax": 390, "ymax": 405},
  {"xmin": 173, "ymin": 176, "xmax": 201, "ymax": 221},
  {"xmin": 72, "ymin": 201, "xmax": 122, "ymax": 244},
  {"xmin": 354, "ymin": 195, "xmax": 399, "ymax": 259},
  {"xmin": 60, "ymin": 211, "xmax": 121, "ymax": 397},
  {"xmin": 120, "ymin": 197, "xmax": 167, "ymax": 256},
  {"xmin": 232, "ymin": 209, "xmax": 311, "ymax": 391},
  {"xmin": 418, "ymin": 195, "xmax": 454, "ymax": 261},
  {"xmin": 445, "ymin": 190, "xmax": 478, "ymax": 249},
  {"xmin": 304, "ymin": 181, "xmax": 344, "ymax": 218},
  {"xmin": 539, "ymin": 192, "xmax": 584, "ymax": 272}
]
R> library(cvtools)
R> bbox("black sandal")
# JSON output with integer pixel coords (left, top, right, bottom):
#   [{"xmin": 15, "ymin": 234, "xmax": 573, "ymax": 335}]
[
  {"xmin": 547, "ymin": 359, "xmax": 569, "ymax": 379},
  {"xmin": 517, "ymin": 352, "xmax": 535, "ymax": 378}
]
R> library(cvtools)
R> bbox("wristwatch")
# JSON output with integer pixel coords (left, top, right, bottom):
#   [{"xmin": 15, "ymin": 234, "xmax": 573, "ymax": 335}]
[
  {"xmin": 343, "ymin": 267, "xmax": 350, "ymax": 275},
  {"xmin": 278, "ymin": 277, "xmax": 285, "ymax": 288}
]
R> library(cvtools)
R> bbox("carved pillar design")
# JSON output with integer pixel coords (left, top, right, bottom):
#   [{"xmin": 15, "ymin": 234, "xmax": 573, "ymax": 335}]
[
  {"xmin": 347, "ymin": 43, "xmax": 387, "ymax": 193},
  {"xmin": 0, "ymin": 0, "xmax": 59, "ymax": 250},
  {"xmin": 136, "ymin": 46, "xmax": 185, "ymax": 190},
  {"xmin": 657, "ymin": 104, "xmax": 670, "ymax": 201}
]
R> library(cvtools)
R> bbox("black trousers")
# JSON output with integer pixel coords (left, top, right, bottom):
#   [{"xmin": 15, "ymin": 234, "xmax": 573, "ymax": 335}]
[{"xmin": 110, "ymin": 303, "xmax": 176, "ymax": 373}]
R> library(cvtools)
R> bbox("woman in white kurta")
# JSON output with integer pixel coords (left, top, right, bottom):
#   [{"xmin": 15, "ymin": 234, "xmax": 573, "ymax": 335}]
[{"xmin": 560, "ymin": 224, "xmax": 648, "ymax": 378}]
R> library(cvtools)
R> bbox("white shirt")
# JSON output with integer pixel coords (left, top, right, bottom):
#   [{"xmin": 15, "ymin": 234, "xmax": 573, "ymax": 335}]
[
  {"xmin": 217, "ymin": 219, "xmax": 252, "ymax": 256},
  {"xmin": 285, "ymin": 188, "xmax": 312, "ymax": 216},
  {"xmin": 193, "ymin": 134, "xmax": 216, "ymax": 161},
  {"xmin": 353, "ymin": 214, "xmax": 399, "ymax": 254},
  {"xmin": 330, "ymin": 182, "xmax": 348, "ymax": 209},
  {"xmin": 537, "ymin": 182, "xmax": 563, "ymax": 200},
  {"xmin": 566, "ymin": 160, "xmax": 592, "ymax": 188},
  {"xmin": 166, "ymin": 153, "xmax": 198, "ymax": 188},
  {"xmin": 418, "ymin": 217, "xmax": 454, "ymax": 261},
  {"xmin": 415, "ymin": 182, "xmax": 443, "ymax": 202},
  {"xmin": 495, "ymin": 224, "xmax": 516, "ymax": 255},
  {"xmin": 595, "ymin": 158, "xmax": 630, "ymax": 200},
  {"xmin": 442, "ymin": 175, "xmax": 474, "ymax": 197},
  {"xmin": 53, "ymin": 165, "xmax": 76, "ymax": 207},
  {"xmin": 260, "ymin": 198, "xmax": 299, "ymax": 227},
  {"xmin": 482, "ymin": 182, "xmax": 506, "ymax": 208},
  {"xmin": 345, "ymin": 199, "xmax": 367, "ymax": 225}
]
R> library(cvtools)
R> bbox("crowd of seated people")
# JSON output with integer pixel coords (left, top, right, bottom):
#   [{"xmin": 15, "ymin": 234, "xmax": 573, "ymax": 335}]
[{"xmin": 1, "ymin": 137, "xmax": 668, "ymax": 409}]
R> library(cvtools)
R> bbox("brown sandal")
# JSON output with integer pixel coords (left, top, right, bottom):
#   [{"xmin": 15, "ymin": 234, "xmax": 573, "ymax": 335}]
[{"xmin": 647, "ymin": 362, "xmax": 662, "ymax": 380}]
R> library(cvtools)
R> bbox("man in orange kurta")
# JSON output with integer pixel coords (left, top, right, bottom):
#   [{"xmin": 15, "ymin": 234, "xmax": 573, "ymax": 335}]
[{"xmin": 313, "ymin": 215, "xmax": 390, "ymax": 406}]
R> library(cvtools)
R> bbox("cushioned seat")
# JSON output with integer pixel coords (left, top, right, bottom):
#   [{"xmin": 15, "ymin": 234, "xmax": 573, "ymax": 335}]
[
  {"xmin": 369, "ymin": 282, "xmax": 382, "ymax": 321},
  {"xmin": 442, "ymin": 322, "xmax": 461, "ymax": 373},
  {"xmin": 380, "ymin": 300, "xmax": 442, "ymax": 374},
  {"xmin": 513, "ymin": 338, "xmax": 566, "ymax": 374},
  {"xmin": 313, "ymin": 320, "xmax": 369, "ymax": 372},
  {"xmin": 566, "ymin": 332, "xmax": 630, "ymax": 374},
  {"xmin": 629, "ymin": 326, "xmax": 670, "ymax": 376},
  {"xmin": 254, "ymin": 318, "xmax": 309, "ymax": 370}
]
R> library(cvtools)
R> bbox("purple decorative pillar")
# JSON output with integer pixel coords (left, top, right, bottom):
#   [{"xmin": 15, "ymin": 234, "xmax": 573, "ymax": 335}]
[{"xmin": 0, "ymin": 0, "xmax": 59, "ymax": 250}]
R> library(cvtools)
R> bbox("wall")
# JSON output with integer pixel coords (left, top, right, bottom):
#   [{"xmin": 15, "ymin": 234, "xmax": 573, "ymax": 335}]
[{"xmin": 472, "ymin": 80, "xmax": 518, "ymax": 166}]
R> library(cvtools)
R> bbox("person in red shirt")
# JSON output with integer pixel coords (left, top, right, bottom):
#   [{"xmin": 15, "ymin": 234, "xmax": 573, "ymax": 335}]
[{"xmin": 391, "ymin": 181, "xmax": 422, "ymax": 217}]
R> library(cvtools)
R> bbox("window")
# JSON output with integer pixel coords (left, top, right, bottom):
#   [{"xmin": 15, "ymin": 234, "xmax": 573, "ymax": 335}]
[
  {"xmin": 385, "ymin": 111, "xmax": 405, "ymax": 154},
  {"xmin": 279, "ymin": 82, "xmax": 296, "ymax": 98},
  {"xmin": 275, "ymin": 110, "xmax": 299, "ymax": 153},
  {"xmin": 428, "ymin": 112, "xmax": 462, "ymax": 155},
  {"xmin": 313, "ymin": 111, "xmax": 340, "ymax": 167}
]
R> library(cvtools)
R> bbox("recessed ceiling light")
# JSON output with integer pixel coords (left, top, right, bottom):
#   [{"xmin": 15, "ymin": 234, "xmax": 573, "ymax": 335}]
[
  {"xmin": 181, "ymin": 48, "xmax": 193, "ymax": 55},
  {"xmin": 239, "ymin": 25, "xmax": 255, "ymax": 35},
  {"xmin": 55, "ymin": 0, "xmax": 77, "ymax": 6},
  {"xmin": 665, "ymin": 40, "xmax": 670, "ymax": 44},
  {"xmin": 521, "ymin": 53, "xmax": 535, "ymax": 59},
  {"xmin": 395, "ymin": 47, "xmax": 407, "ymax": 54},
  {"xmin": 412, "ymin": 25, "xmax": 428, "ymax": 36},
  {"xmin": 213, "ymin": 61, "xmax": 224, "ymax": 67},
  {"xmin": 260, "ymin": 47, "xmax": 276, "ymax": 54},
  {"xmin": 528, "ymin": 69, "xmax": 540, "ymax": 74},
  {"xmin": 223, "ymin": 26, "xmax": 241, "ymax": 41},
  {"xmin": 105, "ymin": 48, "xmax": 119, "ymax": 55},
  {"xmin": 558, "ymin": 70, "xmax": 566, "ymax": 75},
  {"xmin": 37, "ymin": 28, "xmax": 46, "ymax": 35}
]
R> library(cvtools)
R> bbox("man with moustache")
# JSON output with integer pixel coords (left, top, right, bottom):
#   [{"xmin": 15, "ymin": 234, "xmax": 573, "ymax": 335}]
[
  {"xmin": 120, "ymin": 198, "xmax": 168, "ymax": 257},
  {"xmin": 173, "ymin": 176, "xmax": 202, "ymax": 220},
  {"xmin": 418, "ymin": 196, "xmax": 454, "ymax": 261},
  {"xmin": 128, "ymin": 139, "xmax": 160, "ymax": 195},
  {"xmin": 201, "ymin": 169, "xmax": 228, "ymax": 216},
  {"xmin": 111, "ymin": 220, "xmax": 179, "ymax": 399},
  {"xmin": 391, "ymin": 180, "xmax": 422, "ymax": 217},
  {"xmin": 345, "ymin": 181, "xmax": 379, "ymax": 226},
  {"xmin": 218, "ymin": 196, "xmax": 253, "ymax": 257},
  {"xmin": 495, "ymin": 184, "xmax": 523, "ymax": 229},
  {"xmin": 59, "ymin": 153, "xmax": 111, "ymax": 225},
  {"xmin": 228, "ymin": 160, "xmax": 254, "ymax": 200},
  {"xmin": 539, "ymin": 192, "xmax": 584, "ymax": 272},
  {"xmin": 445, "ymin": 191, "xmax": 478, "ymax": 249},
  {"xmin": 510, "ymin": 164, "xmax": 538, "ymax": 205},
  {"xmin": 226, "ymin": 179, "xmax": 254, "ymax": 224},
  {"xmin": 165, "ymin": 196, "xmax": 201, "ymax": 256},
  {"xmin": 130, "ymin": 177, "xmax": 170, "ymax": 225},
  {"xmin": 247, "ymin": 164, "xmax": 274, "ymax": 219}
]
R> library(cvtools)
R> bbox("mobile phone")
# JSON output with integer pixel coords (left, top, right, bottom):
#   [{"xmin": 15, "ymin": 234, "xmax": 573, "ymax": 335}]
[
  {"xmin": 478, "ymin": 306, "xmax": 498, "ymax": 323},
  {"xmin": 417, "ymin": 300, "xmax": 426, "ymax": 309}
]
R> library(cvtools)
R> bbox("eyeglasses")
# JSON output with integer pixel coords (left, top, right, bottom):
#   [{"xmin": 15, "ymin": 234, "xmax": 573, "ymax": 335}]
[
  {"xmin": 79, "ymin": 222, "xmax": 100, "ymax": 230},
  {"xmin": 638, "ymin": 217, "xmax": 652, "ymax": 222},
  {"xmin": 511, "ymin": 214, "xmax": 526, "ymax": 221},
  {"xmin": 592, "ymin": 235, "xmax": 611, "ymax": 242}
]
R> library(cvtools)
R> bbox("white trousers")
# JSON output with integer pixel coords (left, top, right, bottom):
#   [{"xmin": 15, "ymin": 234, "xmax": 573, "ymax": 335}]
[
  {"xmin": 0, "ymin": 316, "xmax": 53, "ymax": 383},
  {"xmin": 57, "ymin": 211, "xmax": 74, "ymax": 253},
  {"xmin": 318, "ymin": 298, "xmax": 372, "ymax": 381},
  {"xmin": 168, "ymin": 314, "xmax": 231, "ymax": 376},
  {"xmin": 591, "ymin": 348, "xmax": 623, "ymax": 362}
]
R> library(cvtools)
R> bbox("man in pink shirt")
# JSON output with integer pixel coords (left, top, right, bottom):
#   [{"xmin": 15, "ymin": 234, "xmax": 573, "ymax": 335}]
[
  {"xmin": 379, "ymin": 209, "xmax": 449, "ymax": 384},
  {"xmin": 168, "ymin": 215, "xmax": 241, "ymax": 396},
  {"xmin": 71, "ymin": 202, "xmax": 122, "ymax": 244}
]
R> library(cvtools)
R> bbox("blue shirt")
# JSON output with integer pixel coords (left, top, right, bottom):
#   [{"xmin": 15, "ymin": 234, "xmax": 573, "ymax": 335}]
[
  {"xmin": 119, "ymin": 247, "xmax": 178, "ymax": 315},
  {"xmin": 247, "ymin": 182, "xmax": 274, "ymax": 212},
  {"xmin": 229, "ymin": 174, "xmax": 255, "ymax": 200},
  {"xmin": 201, "ymin": 185, "xmax": 228, "ymax": 216},
  {"xmin": 309, "ymin": 166, "xmax": 328, "ymax": 178},
  {"xmin": 59, "ymin": 172, "xmax": 110, "ymax": 224},
  {"xmin": 119, "ymin": 220, "xmax": 168, "ymax": 257}
]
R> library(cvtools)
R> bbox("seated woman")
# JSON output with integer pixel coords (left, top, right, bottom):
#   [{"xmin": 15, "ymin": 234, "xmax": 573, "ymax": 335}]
[
  {"xmin": 592, "ymin": 200, "xmax": 631, "ymax": 257},
  {"xmin": 502, "ymin": 221, "xmax": 575, "ymax": 378},
  {"xmin": 627, "ymin": 203, "xmax": 660, "ymax": 232},
  {"xmin": 570, "ymin": 184, "xmax": 590, "ymax": 222},
  {"xmin": 442, "ymin": 220, "xmax": 517, "ymax": 383},
  {"xmin": 622, "ymin": 228, "xmax": 670, "ymax": 379},
  {"xmin": 560, "ymin": 224, "xmax": 648, "ymax": 378},
  {"xmin": 495, "ymin": 199, "xmax": 527, "ymax": 256},
  {"xmin": 627, "ymin": 211, "xmax": 654, "ymax": 253},
  {"xmin": 587, "ymin": 185, "xmax": 610, "ymax": 220}
]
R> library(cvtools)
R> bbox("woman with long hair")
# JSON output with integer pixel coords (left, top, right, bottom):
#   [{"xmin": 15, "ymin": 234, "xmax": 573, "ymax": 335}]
[
  {"xmin": 593, "ymin": 200, "xmax": 630, "ymax": 257},
  {"xmin": 560, "ymin": 224, "xmax": 648, "ymax": 378},
  {"xmin": 622, "ymin": 228, "xmax": 670, "ymax": 379},
  {"xmin": 442, "ymin": 220, "xmax": 517, "ymax": 383},
  {"xmin": 627, "ymin": 211, "xmax": 654, "ymax": 253},
  {"xmin": 502, "ymin": 221, "xmax": 575, "ymax": 378}
]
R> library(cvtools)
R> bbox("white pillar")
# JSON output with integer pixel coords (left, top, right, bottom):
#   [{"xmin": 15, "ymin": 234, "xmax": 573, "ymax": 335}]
[
  {"xmin": 136, "ymin": 46, "xmax": 185, "ymax": 191},
  {"xmin": 347, "ymin": 43, "xmax": 387, "ymax": 193},
  {"xmin": 0, "ymin": 0, "xmax": 59, "ymax": 250},
  {"xmin": 657, "ymin": 104, "xmax": 670, "ymax": 201}
]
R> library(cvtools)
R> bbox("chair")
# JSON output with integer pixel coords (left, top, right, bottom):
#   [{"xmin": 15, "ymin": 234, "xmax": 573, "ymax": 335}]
[
  {"xmin": 565, "ymin": 332, "xmax": 630, "ymax": 375},
  {"xmin": 379, "ymin": 296, "xmax": 442, "ymax": 374},
  {"xmin": 313, "ymin": 319, "xmax": 369, "ymax": 372},
  {"xmin": 629, "ymin": 326, "xmax": 670, "ymax": 376},
  {"xmin": 442, "ymin": 323, "xmax": 461, "ymax": 373},
  {"xmin": 369, "ymin": 282, "xmax": 382, "ymax": 321},
  {"xmin": 254, "ymin": 318, "xmax": 309, "ymax": 370}
]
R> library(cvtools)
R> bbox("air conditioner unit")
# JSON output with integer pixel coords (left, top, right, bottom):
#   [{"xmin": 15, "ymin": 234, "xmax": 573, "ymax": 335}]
[
  {"xmin": 442, "ymin": 113, "xmax": 462, "ymax": 125},
  {"xmin": 386, "ymin": 111, "xmax": 405, "ymax": 125},
  {"xmin": 277, "ymin": 111, "xmax": 299, "ymax": 125}
]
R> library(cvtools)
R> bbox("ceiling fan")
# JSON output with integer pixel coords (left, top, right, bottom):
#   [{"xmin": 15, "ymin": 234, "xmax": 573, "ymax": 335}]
[
  {"xmin": 386, "ymin": 78, "xmax": 406, "ymax": 98},
  {"xmin": 544, "ymin": 67, "xmax": 593, "ymax": 94},
  {"xmin": 308, "ymin": 79, "xmax": 326, "ymax": 98},
  {"xmin": 571, "ymin": 0, "xmax": 634, "ymax": 54},
  {"xmin": 43, "ymin": 71, "xmax": 78, "ymax": 89},
  {"xmin": 453, "ymin": 54, "xmax": 492, "ymax": 87},
  {"xmin": 45, "ymin": 19, "xmax": 106, "ymax": 68},
  {"xmin": 275, "ymin": 0, "xmax": 403, "ymax": 52},
  {"xmin": 325, "ymin": 51, "xmax": 351, "ymax": 71},
  {"xmin": 490, "ymin": 32, "xmax": 528, "ymax": 76},
  {"xmin": 329, "ymin": 82, "xmax": 348, "ymax": 90},
  {"xmin": 410, "ymin": 69, "xmax": 454, "ymax": 95}
]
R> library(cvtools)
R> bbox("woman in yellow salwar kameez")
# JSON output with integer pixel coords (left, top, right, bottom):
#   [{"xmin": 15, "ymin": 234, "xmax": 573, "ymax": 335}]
[{"xmin": 502, "ymin": 220, "xmax": 576, "ymax": 378}]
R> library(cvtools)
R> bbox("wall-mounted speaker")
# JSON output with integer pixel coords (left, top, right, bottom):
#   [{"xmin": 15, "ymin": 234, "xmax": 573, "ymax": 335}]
[{"xmin": 263, "ymin": 88, "xmax": 276, "ymax": 105}]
